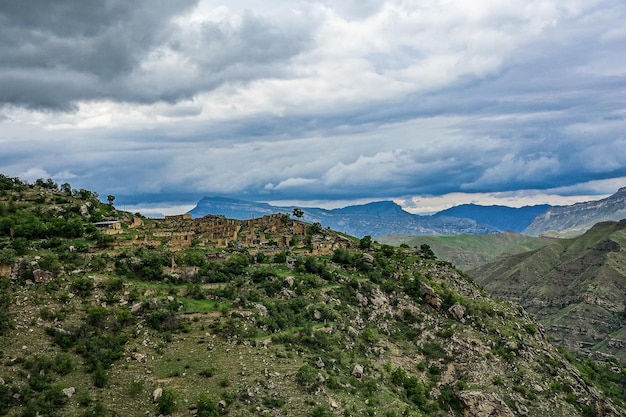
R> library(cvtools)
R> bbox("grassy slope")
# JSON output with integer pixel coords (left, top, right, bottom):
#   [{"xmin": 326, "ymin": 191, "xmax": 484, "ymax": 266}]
[
  {"xmin": 469, "ymin": 220, "xmax": 626, "ymax": 361},
  {"xmin": 377, "ymin": 232, "xmax": 554, "ymax": 270},
  {"xmin": 1, "ymin": 177, "xmax": 624, "ymax": 417}
]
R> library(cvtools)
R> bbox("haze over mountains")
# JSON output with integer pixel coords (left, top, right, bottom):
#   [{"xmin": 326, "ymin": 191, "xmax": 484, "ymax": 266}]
[{"xmin": 187, "ymin": 187, "xmax": 626, "ymax": 238}]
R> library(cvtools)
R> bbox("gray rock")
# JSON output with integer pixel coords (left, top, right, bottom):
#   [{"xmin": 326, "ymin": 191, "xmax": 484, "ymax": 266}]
[
  {"xmin": 152, "ymin": 387, "xmax": 163, "ymax": 402},
  {"xmin": 448, "ymin": 302, "xmax": 466, "ymax": 321},
  {"xmin": 351, "ymin": 364, "xmax": 364, "ymax": 378}
]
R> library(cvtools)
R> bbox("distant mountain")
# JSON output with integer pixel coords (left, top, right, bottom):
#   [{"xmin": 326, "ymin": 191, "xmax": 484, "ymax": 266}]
[
  {"xmin": 188, "ymin": 197, "xmax": 499, "ymax": 237},
  {"xmin": 523, "ymin": 187, "xmax": 626, "ymax": 236},
  {"xmin": 434, "ymin": 204, "xmax": 553, "ymax": 233},
  {"xmin": 469, "ymin": 219, "xmax": 626, "ymax": 360}
]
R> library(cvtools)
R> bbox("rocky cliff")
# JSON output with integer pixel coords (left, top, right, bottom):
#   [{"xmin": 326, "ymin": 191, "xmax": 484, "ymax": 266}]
[{"xmin": 524, "ymin": 187, "xmax": 626, "ymax": 236}]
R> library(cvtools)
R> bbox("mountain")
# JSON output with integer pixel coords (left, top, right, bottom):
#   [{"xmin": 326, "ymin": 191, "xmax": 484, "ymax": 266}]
[
  {"xmin": 377, "ymin": 231, "xmax": 556, "ymax": 270},
  {"xmin": 434, "ymin": 204, "xmax": 553, "ymax": 233},
  {"xmin": 188, "ymin": 197, "xmax": 500, "ymax": 237},
  {"xmin": 469, "ymin": 219, "xmax": 626, "ymax": 361},
  {"xmin": 523, "ymin": 187, "xmax": 626, "ymax": 236},
  {"xmin": 2, "ymin": 174, "xmax": 625, "ymax": 416}
]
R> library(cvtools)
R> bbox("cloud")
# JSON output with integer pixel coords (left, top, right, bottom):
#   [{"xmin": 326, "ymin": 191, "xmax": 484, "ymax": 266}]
[{"xmin": 1, "ymin": 0, "xmax": 625, "ymax": 210}]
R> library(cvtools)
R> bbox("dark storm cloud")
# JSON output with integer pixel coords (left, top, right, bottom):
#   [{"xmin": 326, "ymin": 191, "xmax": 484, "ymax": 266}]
[
  {"xmin": 0, "ymin": 0, "xmax": 197, "ymax": 109},
  {"xmin": 0, "ymin": 0, "xmax": 314, "ymax": 109},
  {"xmin": 1, "ymin": 0, "xmax": 625, "ymax": 210}
]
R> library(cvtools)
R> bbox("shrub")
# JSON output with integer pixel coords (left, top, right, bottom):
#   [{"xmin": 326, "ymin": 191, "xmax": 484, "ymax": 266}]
[
  {"xmin": 196, "ymin": 394, "xmax": 220, "ymax": 417},
  {"xmin": 157, "ymin": 388, "xmax": 177, "ymax": 415}
]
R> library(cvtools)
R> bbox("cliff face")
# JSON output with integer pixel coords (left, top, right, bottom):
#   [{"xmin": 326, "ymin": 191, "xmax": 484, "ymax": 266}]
[
  {"xmin": 470, "ymin": 219, "xmax": 626, "ymax": 361},
  {"xmin": 523, "ymin": 187, "xmax": 626, "ymax": 236}
]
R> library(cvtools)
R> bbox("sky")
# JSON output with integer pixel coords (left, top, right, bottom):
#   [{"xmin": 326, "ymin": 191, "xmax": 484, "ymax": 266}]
[{"xmin": 1, "ymin": 0, "xmax": 625, "ymax": 216}]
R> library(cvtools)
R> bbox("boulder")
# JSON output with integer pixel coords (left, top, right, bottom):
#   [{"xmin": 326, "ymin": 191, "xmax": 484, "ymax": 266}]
[
  {"xmin": 351, "ymin": 364, "xmax": 364, "ymax": 378},
  {"xmin": 283, "ymin": 276, "xmax": 295, "ymax": 287},
  {"xmin": 152, "ymin": 387, "xmax": 163, "ymax": 402},
  {"xmin": 62, "ymin": 387, "xmax": 75, "ymax": 398},
  {"xmin": 458, "ymin": 391, "xmax": 514, "ymax": 417},
  {"xmin": 448, "ymin": 302, "xmax": 466, "ymax": 321},
  {"xmin": 420, "ymin": 283, "xmax": 443, "ymax": 310},
  {"xmin": 33, "ymin": 269, "xmax": 54, "ymax": 283}
]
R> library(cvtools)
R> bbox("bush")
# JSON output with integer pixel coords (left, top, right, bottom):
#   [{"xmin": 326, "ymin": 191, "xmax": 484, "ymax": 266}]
[
  {"xmin": 295, "ymin": 365, "xmax": 318, "ymax": 387},
  {"xmin": 196, "ymin": 394, "xmax": 220, "ymax": 417},
  {"xmin": 157, "ymin": 388, "xmax": 177, "ymax": 415}
]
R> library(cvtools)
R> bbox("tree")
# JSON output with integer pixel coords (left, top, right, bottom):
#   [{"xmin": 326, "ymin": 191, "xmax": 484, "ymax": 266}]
[
  {"xmin": 292, "ymin": 208, "xmax": 304, "ymax": 219},
  {"xmin": 359, "ymin": 235, "xmax": 373, "ymax": 250},
  {"xmin": 107, "ymin": 195, "xmax": 115, "ymax": 206},
  {"xmin": 420, "ymin": 244, "xmax": 436, "ymax": 259},
  {"xmin": 60, "ymin": 183, "xmax": 72, "ymax": 195}
]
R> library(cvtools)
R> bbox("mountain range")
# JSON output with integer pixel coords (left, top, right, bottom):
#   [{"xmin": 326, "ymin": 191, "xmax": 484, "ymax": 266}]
[
  {"xmin": 188, "ymin": 188, "xmax": 626, "ymax": 238},
  {"xmin": 523, "ymin": 187, "xmax": 626, "ymax": 236},
  {"xmin": 188, "ymin": 197, "xmax": 540, "ymax": 237}
]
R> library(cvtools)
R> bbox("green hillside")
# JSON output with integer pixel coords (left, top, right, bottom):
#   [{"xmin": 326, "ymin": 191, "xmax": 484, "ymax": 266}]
[
  {"xmin": 0, "ymin": 175, "xmax": 624, "ymax": 416},
  {"xmin": 469, "ymin": 220, "xmax": 626, "ymax": 362},
  {"xmin": 377, "ymin": 232, "xmax": 554, "ymax": 270}
]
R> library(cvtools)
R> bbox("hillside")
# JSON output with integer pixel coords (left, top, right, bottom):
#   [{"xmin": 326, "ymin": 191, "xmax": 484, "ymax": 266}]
[
  {"xmin": 377, "ymin": 232, "xmax": 555, "ymax": 270},
  {"xmin": 470, "ymin": 220, "xmax": 626, "ymax": 362},
  {"xmin": 188, "ymin": 197, "xmax": 499, "ymax": 237},
  {"xmin": 0, "ymin": 175, "xmax": 624, "ymax": 416},
  {"xmin": 524, "ymin": 187, "xmax": 626, "ymax": 236}
]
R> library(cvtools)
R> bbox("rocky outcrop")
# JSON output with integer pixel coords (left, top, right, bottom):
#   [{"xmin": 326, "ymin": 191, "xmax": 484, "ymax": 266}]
[{"xmin": 458, "ymin": 391, "xmax": 514, "ymax": 417}]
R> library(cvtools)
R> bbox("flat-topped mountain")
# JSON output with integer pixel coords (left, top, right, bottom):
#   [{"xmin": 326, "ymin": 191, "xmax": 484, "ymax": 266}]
[{"xmin": 434, "ymin": 204, "xmax": 553, "ymax": 233}]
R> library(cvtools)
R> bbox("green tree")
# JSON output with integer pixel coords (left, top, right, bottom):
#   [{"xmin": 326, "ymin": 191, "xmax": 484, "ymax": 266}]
[
  {"xmin": 359, "ymin": 235, "xmax": 373, "ymax": 250},
  {"xmin": 60, "ymin": 182, "xmax": 72, "ymax": 195},
  {"xmin": 106, "ymin": 195, "xmax": 115, "ymax": 206},
  {"xmin": 420, "ymin": 244, "xmax": 436, "ymax": 259},
  {"xmin": 292, "ymin": 208, "xmax": 304, "ymax": 219}
]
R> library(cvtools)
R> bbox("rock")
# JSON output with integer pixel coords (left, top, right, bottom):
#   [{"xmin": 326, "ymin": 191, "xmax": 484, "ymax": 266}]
[
  {"xmin": 351, "ymin": 364, "xmax": 364, "ymax": 378},
  {"xmin": 33, "ymin": 269, "xmax": 54, "ymax": 283},
  {"xmin": 131, "ymin": 352, "xmax": 146, "ymax": 362},
  {"xmin": 131, "ymin": 302, "xmax": 143, "ymax": 314},
  {"xmin": 0, "ymin": 377, "xmax": 4, "ymax": 385},
  {"xmin": 330, "ymin": 398, "xmax": 339, "ymax": 409},
  {"xmin": 315, "ymin": 357, "xmax": 325, "ymax": 369},
  {"xmin": 280, "ymin": 288, "xmax": 296, "ymax": 298},
  {"xmin": 254, "ymin": 303, "xmax": 268, "ymax": 317},
  {"xmin": 448, "ymin": 302, "xmax": 466, "ymax": 321},
  {"xmin": 420, "ymin": 283, "xmax": 442, "ymax": 310},
  {"xmin": 62, "ymin": 387, "xmax": 75, "ymax": 398},
  {"xmin": 219, "ymin": 400, "xmax": 227, "ymax": 408},
  {"xmin": 313, "ymin": 310, "xmax": 322, "ymax": 320},
  {"xmin": 347, "ymin": 326, "xmax": 359, "ymax": 338},
  {"xmin": 152, "ymin": 387, "xmax": 163, "ymax": 402},
  {"xmin": 284, "ymin": 276, "xmax": 295, "ymax": 287},
  {"xmin": 356, "ymin": 292, "xmax": 368, "ymax": 307},
  {"xmin": 362, "ymin": 253, "xmax": 374, "ymax": 265},
  {"xmin": 458, "ymin": 391, "xmax": 514, "ymax": 417}
]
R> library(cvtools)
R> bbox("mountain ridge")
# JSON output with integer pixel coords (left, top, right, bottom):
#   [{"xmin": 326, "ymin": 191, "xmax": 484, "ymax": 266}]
[
  {"xmin": 188, "ymin": 197, "xmax": 500, "ymax": 237},
  {"xmin": 469, "ymin": 219, "xmax": 626, "ymax": 361},
  {"xmin": 524, "ymin": 188, "xmax": 626, "ymax": 236}
]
